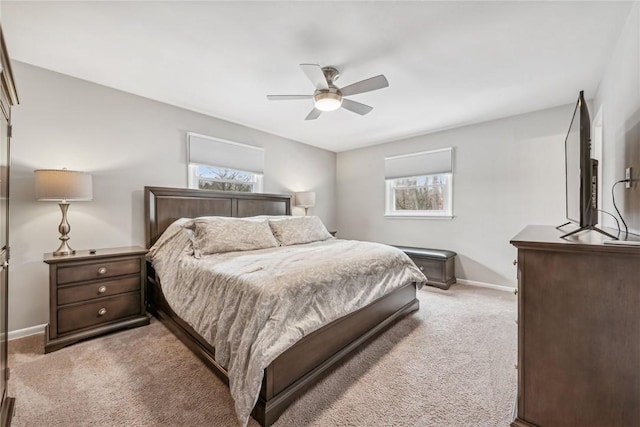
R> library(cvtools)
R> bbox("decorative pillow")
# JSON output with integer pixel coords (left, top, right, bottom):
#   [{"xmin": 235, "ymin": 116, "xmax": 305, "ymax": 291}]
[
  {"xmin": 268, "ymin": 216, "xmax": 333, "ymax": 246},
  {"xmin": 189, "ymin": 217, "xmax": 279, "ymax": 258}
]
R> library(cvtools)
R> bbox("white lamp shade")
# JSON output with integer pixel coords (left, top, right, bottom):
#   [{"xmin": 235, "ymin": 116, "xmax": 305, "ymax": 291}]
[
  {"xmin": 294, "ymin": 191, "xmax": 316, "ymax": 208},
  {"xmin": 35, "ymin": 169, "xmax": 93, "ymax": 201}
]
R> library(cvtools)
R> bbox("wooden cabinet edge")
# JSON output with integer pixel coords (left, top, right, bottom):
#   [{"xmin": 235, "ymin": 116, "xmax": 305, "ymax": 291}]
[
  {"xmin": 511, "ymin": 418, "xmax": 538, "ymax": 427},
  {"xmin": 0, "ymin": 396, "xmax": 15, "ymax": 427}
]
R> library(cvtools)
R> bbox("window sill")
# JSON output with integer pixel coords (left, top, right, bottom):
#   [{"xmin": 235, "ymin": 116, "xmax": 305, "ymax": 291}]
[{"xmin": 384, "ymin": 214, "xmax": 454, "ymax": 220}]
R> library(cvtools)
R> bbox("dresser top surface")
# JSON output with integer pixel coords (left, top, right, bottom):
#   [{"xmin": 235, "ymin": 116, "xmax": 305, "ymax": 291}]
[
  {"xmin": 44, "ymin": 246, "xmax": 148, "ymax": 264},
  {"xmin": 511, "ymin": 225, "xmax": 640, "ymax": 253}
]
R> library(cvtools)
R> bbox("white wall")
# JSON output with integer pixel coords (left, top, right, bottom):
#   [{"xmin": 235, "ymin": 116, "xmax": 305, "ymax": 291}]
[
  {"xmin": 9, "ymin": 62, "xmax": 336, "ymax": 332},
  {"xmin": 336, "ymin": 105, "xmax": 574, "ymax": 288},
  {"xmin": 594, "ymin": 0, "xmax": 640, "ymax": 235}
]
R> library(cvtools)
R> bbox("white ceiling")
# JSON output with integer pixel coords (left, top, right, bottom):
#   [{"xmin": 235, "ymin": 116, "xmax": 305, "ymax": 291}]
[{"xmin": 2, "ymin": 1, "xmax": 634, "ymax": 152}]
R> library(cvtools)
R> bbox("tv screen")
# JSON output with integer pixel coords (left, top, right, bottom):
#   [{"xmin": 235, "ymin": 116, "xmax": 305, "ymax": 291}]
[
  {"xmin": 564, "ymin": 91, "xmax": 598, "ymax": 228},
  {"xmin": 563, "ymin": 90, "xmax": 600, "ymax": 231},
  {"xmin": 565, "ymin": 100, "xmax": 582, "ymax": 224},
  {"xmin": 561, "ymin": 91, "xmax": 617, "ymax": 240}
]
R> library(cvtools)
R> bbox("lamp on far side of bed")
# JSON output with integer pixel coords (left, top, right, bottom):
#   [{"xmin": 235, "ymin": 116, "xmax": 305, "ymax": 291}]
[
  {"xmin": 34, "ymin": 168, "xmax": 93, "ymax": 256},
  {"xmin": 294, "ymin": 191, "xmax": 316, "ymax": 216}
]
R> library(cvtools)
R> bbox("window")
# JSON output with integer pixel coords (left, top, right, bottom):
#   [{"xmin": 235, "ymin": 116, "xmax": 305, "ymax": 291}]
[
  {"xmin": 188, "ymin": 165, "xmax": 262, "ymax": 192},
  {"xmin": 187, "ymin": 133, "xmax": 264, "ymax": 192},
  {"xmin": 384, "ymin": 148, "xmax": 453, "ymax": 218},
  {"xmin": 386, "ymin": 173, "xmax": 452, "ymax": 216}
]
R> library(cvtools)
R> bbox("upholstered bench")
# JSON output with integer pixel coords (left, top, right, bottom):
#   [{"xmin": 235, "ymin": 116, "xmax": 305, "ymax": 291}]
[{"xmin": 395, "ymin": 246, "xmax": 457, "ymax": 290}]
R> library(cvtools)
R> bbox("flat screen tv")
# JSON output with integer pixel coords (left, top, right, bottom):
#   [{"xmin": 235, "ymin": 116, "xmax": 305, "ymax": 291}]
[{"xmin": 559, "ymin": 90, "xmax": 615, "ymax": 239}]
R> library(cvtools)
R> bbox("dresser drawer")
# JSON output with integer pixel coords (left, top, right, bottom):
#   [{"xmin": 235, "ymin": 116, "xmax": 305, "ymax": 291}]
[
  {"xmin": 57, "ymin": 292, "xmax": 141, "ymax": 334},
  {"xmin": 57, "ymin": 258, "xmax": 140, "ymax": 285},
  {"xmin": 57, "ymin": 276, "xmax": 140, "ymax": 305}
]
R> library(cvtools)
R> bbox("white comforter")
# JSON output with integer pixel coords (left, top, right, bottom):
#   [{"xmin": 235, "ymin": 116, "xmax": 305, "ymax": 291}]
[{"xmin": 148, "ymin": 221, "xmax": 426, "ymax": 426}]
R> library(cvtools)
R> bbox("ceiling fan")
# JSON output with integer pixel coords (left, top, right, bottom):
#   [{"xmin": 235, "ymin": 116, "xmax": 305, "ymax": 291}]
[{"xmin": 267, "ymin": 64, "xmax": 389, "ymax": 120}]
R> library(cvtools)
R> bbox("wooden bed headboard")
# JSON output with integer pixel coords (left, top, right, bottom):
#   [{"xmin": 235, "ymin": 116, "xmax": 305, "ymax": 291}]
[{"xmin": 144, "ymin": 186, "xmax": 292, "ymax": 248}]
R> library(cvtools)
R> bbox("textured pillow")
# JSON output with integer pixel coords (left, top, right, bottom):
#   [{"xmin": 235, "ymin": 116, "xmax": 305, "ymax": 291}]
[
  {"xmin": 269, "ymin": 216, "xmax": 333, "ymax": 246},
  {"xmin": 147, "ymin": 218, "xmax": 194, "ymax": 260},
  {"xmin": 189, "ymin": 217, "xmax": 279, "ymax": 258}
]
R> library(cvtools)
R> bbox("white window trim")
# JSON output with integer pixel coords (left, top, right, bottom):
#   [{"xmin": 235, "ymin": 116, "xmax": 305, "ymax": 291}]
[{"xmin": 384, "ymin": 174, "xmax": 454, "ymax": 219}]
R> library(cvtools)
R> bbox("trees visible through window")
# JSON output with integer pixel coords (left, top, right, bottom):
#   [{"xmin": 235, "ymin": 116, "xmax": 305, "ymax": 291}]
[
  {"xmin": 392, "ymin": 175, "xmax": 447, "ymax": 211},
  {"xmin": 188, "ymin": 164, "xmax": 262, "ymax": 192}
]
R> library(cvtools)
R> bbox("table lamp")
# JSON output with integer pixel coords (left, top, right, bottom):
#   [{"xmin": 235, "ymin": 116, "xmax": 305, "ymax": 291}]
[
  {"xmin": 294, "ymin": 191, "xmax": 316, "ymax": 216},
  {"xmin": 34, "ymin": 169, "xmax": 93, "ymax": 256}
]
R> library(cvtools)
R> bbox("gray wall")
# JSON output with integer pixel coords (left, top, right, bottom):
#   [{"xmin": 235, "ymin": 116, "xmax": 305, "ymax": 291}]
[
  {"xmin": 336, "ymin": 105, "xmax": 573, "ymax": 288},
  {"xmin": 336, "ymin": 2, "xmax": 640, "ymax": 288},
  {"xmin": 594, "ymin": 1, "xmax": 640, "ymax": 235},
  {"xmin": 9, "ymin": 62, "xmax": 336, "ymax": 332},
  {"xmin": 7, "ymin": 2, "xmax": 638, "ymax": 332}
]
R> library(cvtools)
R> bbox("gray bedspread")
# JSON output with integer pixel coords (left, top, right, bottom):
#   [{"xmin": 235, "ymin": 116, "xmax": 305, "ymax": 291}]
[{"xmin": 148, "ymin": 221, "xmax": 426, "ymax": 426}]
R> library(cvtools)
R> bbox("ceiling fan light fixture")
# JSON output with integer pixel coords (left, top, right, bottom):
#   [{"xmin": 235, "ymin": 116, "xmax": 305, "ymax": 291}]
[
  {"xmin": 267, "ymin": 64, "xmax": 388, "ymax": 120},
  {"xmin": 314, "ymin": 92, "xmax": 342, "ymax": 112}
]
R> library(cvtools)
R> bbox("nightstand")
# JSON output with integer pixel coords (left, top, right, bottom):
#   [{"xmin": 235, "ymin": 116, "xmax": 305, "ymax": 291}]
[{"xmin": 44, "ymin": 246, "xmax": 150, "ymax": 353}]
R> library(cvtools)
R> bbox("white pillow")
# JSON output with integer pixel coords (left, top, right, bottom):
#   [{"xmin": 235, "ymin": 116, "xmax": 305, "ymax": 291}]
[
  {"xmin": 188, "ymin": 217, "xmax": 279, "ymax": 258},
  {"xmin": 268, "ymin": 216, "xmax": 333, "ymax": 246}
]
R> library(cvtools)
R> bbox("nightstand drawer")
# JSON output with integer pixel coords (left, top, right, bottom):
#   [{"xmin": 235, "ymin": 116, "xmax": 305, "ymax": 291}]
[
  {"xmin": 57, "ymin": 258, "xmax": 140, "ymax": 285},
  {"xmin": 58, "ymin": 276, "xmax": 141, "ymax": 305},
  {"xmin": 57, "ymin": 292, "xmax": 141, "ymax": 334}
]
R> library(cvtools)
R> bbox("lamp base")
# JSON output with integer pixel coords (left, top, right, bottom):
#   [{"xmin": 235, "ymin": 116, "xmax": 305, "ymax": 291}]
[
  {"xmin": 53, "ymin": 240, "xmax": 75, "ymax": 257},
  {"xmin": 52, "ymin": 202, "xmax": 76, "ymax": 256}
]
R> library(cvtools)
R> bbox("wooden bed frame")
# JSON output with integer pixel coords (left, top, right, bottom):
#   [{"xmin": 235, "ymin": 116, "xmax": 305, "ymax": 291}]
[{"xmin": 144, "ymin": 186, "xmax": 420, "ymax": 426}]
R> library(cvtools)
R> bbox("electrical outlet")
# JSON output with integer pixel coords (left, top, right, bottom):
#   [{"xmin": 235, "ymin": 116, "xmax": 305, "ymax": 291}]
[{"xmin": 626, "ymin": 167, "xmax": 632, "ymax": 189}]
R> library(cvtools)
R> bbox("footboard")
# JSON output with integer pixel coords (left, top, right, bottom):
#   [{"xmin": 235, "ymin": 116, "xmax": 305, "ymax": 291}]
[{"xmin": 256, "ymin": 283, "xmax": 418, "ymax": 425}]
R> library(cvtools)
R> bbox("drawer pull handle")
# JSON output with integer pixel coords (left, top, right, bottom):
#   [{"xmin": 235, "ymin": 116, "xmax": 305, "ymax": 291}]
[
  {"xmin": 513, "ymin": 288, "xmax": 518, "ymax": 295},
  {"xmin": 98, "ymin": 285, "xmax": 107, "ymax": 294},
  {"xmin": 98, "ymin": 308, "xmax": 107, "ymax": 316},
  {"xmin": 97, "ymin": 267, "xmax": 107, "ymax": 275}
]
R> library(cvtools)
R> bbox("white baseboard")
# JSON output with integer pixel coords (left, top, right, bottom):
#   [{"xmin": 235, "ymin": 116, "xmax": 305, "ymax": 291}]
[
  {"xmin": 8, "ymin": 324, "xmax": 46, "ymax": 341},
  {"xmin": 456, "ymin": 278, "xmax": 515, "ymax": 293}
]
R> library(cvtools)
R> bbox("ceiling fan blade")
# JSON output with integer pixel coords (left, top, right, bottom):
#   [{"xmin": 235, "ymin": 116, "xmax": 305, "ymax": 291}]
[
  {"xmin": 341, "ymin": 99, "xmax": 373, "ymax": 116},
  {"xmin": 305, "ymin": 108, "xmax": 322, "ymax": 120},
  {"xmin": 267, "ymin": 95, "xmax": 313, "ymax": 101},
  {"xmin": 300, "ymin": 64, "xmax": 329, "ymax": 90},
  {"xmin": 340, "ymin": 75, "xmax": 389, "ymax": 96}
]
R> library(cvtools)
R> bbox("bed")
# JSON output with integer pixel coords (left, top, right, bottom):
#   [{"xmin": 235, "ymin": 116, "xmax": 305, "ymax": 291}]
[{"xmin": 144, "ymin": 186, "xmax": 425, "ymax": 426}]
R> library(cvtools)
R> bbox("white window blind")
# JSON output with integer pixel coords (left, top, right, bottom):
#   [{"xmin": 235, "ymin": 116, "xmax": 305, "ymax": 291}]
[
  {"xmin": 384, "ymin": 147, "xmax": 453, "ymax": 180},
  {"xmin": 187, "ymin": 132, "xmax": 264, "ymax": 174}
]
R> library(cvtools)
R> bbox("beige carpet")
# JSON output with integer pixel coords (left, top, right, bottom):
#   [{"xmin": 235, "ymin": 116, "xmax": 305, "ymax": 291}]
[{"xmin": 9, "ymin": 284, "xmax": 517, "ymax": 426}]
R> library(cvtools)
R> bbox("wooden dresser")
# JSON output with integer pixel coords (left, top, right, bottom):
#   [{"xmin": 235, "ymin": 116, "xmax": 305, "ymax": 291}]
[
  {"xmin": 510, "ymin": 226, "xmax": 640, "ymax": 427},
  {"xmin": 0, "ymin": 25, "xmax": 19, "ymax": 427},
  {"xmin": 44, "ymin": 246, "xmax": 150, "ymax": 353}
]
